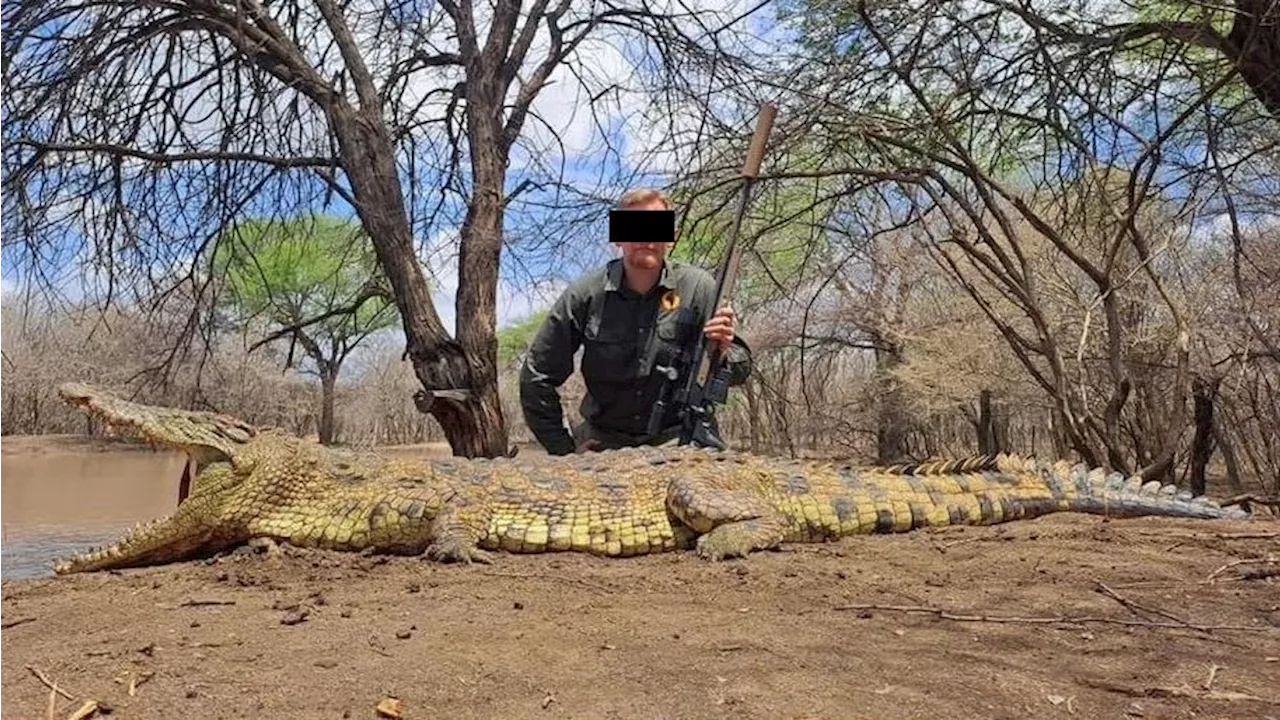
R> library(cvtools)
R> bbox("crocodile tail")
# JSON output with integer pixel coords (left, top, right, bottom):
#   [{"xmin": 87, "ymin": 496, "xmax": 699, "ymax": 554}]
[
  {"xmin": 995, "ymin": 454, "xmax": 1250, "ymax": 521},
  {"xmin": 880, "ymin": 455, "xmax": 1005, "ymax": 476}
]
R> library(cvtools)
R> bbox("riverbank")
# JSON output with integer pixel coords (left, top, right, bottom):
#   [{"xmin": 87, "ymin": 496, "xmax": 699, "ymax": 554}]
[
  {"xmin": 4, "ymin": 514, "xmax": 1278, "ymax": 719},
  {"xmin": 3, "ymin": 434, "xmax": 1278, "ymax": 718}
]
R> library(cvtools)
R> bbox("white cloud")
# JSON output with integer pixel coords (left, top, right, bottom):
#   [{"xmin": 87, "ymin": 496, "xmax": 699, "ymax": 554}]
[
  {"xmin": 13, "ymin": 0, "xmax": 779, "ymax": 329},
  {"xmin": 498, "ymin": 277, "xmax": 567, "ymax": 326},
  {"xmin": 387, "ymin": 0, "xmax": 778, "ymax": 178},
  {"xmin": 512, "ymin": 35, "xmax": 643, "ymax": 162},
  {"xmin": 24, "ymin": 0, "xmax": 787, "ymax": 183}
]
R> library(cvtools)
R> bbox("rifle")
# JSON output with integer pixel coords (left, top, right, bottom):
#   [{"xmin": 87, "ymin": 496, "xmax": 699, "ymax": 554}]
[{"xmin": 646, "ymin": 102, "xmax": 777, "ymax": 450}]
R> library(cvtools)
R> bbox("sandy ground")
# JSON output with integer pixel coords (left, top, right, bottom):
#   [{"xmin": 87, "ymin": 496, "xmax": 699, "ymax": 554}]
[{"xmin": 2, "ymin": 439, "xmax": 1279, "ymax": 719}]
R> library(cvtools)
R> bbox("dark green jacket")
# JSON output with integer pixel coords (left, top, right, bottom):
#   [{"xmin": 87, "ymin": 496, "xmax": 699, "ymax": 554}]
[{"xmin": 519, "ymin": 258, "xmax": 752, "ymax": 455}]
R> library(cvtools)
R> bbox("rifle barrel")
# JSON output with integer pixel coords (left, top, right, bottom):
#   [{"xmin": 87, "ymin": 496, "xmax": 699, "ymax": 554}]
[{"xmin": 703, "ymin": 102, "xmax": 777, "ymax": 369}]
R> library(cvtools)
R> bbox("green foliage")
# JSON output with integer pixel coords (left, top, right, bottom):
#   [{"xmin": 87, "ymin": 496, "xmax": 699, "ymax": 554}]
[
  {"xmin": 1132, "ymin": 0, "xmax": 1236, "ymax": 57},
  {"xmin": 496, "ymin": 310, "xmax": 548, "ymax": 369},
  {"xmin": 670, "ymin": 146, "xmax": 841, "ymax": 307},
  {"xmin": 212, "ymin": 214, "xmax": 398, "ymax": 360},
  {"xmin": 1124, "ymin": 0, "xmax": 1253, "ymax": 108}
]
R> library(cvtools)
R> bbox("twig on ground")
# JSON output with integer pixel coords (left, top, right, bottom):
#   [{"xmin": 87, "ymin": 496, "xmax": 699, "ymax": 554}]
[
  {"xmin": 2, "ymin": 616, "xmax": 37, "ymax": 629},
  {"xmin": 1204, "ymin": 556, "xmax": 1277, "ymax": 584},
  {"xmin": 1094, "ymin": 581, "xmax": 1197, "ymax": 629},
  {"xmin": 180, "ymin": 598, "xmax": 237, "ymax": 606},
  {"xmin": 1204, "ymin": 663, "xmax": 1223, "ymax": 690},
  {"xmin": 1079, "ymin": 677, "xmax": 1278, "ymax": 704},
  {"xmin": 27, "ymin": 666, "xmax": 76, "ymax": 701},
  {"xmin": 831, "ymin": 603, "xmax": 1272, "ymax": 632},
  {"xmin": 1221, "ymin": 494, "xmax": 1280, "ymax": 511},
  {"xmin": 1103, "ymin": 581, "xmax": 1181, "ymax": 589},
  {"xmin": 938, "ymin": 536, "xmax": 988, "ymax": 550},
  {"xmin": 1137, "ymin": 530, "xmax": 1279, "ymax": 540},
  {"xmin": 67, "ymin": 700, "xmax": 102, "ymax": 720},
  {"xmin": 129, "ymin": 671, "xmax": 155, "ymax": 696}
]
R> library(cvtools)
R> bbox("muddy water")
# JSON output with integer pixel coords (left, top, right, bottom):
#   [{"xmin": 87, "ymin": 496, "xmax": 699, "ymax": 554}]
[{"xmin": 2, "ymin": 441, "xmax": 187, "ymax": 580}]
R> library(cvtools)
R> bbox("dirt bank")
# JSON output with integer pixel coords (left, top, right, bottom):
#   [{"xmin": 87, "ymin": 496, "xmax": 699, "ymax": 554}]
[{"xmin": 3, "ymin": 513, "xmax": 1278, "ymax": 720}]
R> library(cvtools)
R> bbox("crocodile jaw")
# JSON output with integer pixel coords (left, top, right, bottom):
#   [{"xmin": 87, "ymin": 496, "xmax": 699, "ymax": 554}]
[
  {"xmin": 58, "ymin": 381, "xmax": 254, "ymax": 470},
  {"xmin": 51, "ymin": 461, "xmax": 252, "ymax": 574},
  {"xmin": 51, "ymin": 517, "xmax": 215, "ymax": 574}
]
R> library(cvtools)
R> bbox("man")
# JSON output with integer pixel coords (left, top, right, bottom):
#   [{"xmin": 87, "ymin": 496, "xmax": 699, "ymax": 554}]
[{"xmin": 519, "ymin": 188, "xmax": 753, "ymax": 455}]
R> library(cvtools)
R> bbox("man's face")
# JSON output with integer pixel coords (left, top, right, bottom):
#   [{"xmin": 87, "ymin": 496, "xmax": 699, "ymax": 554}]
[{"xmin": 617, "ymin": 198, "xmax": 674, "ymax": 271}]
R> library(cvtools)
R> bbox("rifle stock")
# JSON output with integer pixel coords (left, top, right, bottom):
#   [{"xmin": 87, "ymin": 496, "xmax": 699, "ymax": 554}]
[{"xmin": 653, "ymin": 102, "xmax": 776, "ymax": 450}]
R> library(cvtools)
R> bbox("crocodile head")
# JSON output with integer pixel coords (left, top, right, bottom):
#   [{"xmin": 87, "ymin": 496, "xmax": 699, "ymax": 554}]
[
  {"xmin": 57, "ymin": 381, "xmax": 260, "ymax": 473},
  {"xmin": 52, "ymin": 382, "xmax": 274, "ymax": 574}
]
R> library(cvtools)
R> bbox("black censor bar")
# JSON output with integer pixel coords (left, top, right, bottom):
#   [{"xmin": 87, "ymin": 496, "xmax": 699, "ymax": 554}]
[{"xmin": 610, "ymin": 208, "xmax": 676, "ymax": 244}]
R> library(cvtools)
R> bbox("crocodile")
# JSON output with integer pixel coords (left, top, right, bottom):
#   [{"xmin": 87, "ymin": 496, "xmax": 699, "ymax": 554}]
[{"xmin": 51, "ymin": 381, "xmax": 1250, "ymax": 574}]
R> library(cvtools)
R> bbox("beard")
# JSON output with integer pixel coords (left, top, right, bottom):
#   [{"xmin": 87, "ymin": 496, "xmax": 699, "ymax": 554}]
[{"xmin": 628, "ymin": 250, "xmax": 663, "ymax": 270}]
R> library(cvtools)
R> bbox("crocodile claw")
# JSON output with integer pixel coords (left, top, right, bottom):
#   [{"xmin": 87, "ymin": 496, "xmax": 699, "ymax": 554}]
[
  {"xmin": 695, "ymin": 533, "xmax": 750, "ymax": 562},
  {"xmin": 694, "ymin": 518, "xmax": 786, "ymax": 561},
  {"xmin": 424, "ymin": 539, "xmax": 494, "ymax": 565}
]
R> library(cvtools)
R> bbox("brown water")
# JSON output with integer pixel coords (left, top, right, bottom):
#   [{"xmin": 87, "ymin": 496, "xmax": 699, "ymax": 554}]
[{"xmin": 2, "ymin": 438, "xmax": 187, "ymax": 579}]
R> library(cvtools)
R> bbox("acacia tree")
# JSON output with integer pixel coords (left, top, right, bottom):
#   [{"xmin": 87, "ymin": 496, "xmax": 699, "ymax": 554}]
[
  {"xmin": 2, "ymin": 0, "xmax": 748, "ymax": 457},
  {"xmin": 213, "ymin": 214, "xmax": 397, "ymax": 445},
  {"xmin": 670, "ymin": 153, "xmax": 927, "ymax": 461},
  {"xmin": 963, "ymin": 1, "xmax": 1280, "ymax": 367},
  {"xmin": 742, "ymin": 0, "xmax": 1280, "ymax": 481}
]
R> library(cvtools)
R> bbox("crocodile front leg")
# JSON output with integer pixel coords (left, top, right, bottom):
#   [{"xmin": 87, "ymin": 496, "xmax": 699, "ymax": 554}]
[
  {"xmin": 424, "ymin": 489, "xmax": 494, "ymax": 564},
  {"xmin": 665, "ymin": 477, "xmax": 790, "ymax": 560}
]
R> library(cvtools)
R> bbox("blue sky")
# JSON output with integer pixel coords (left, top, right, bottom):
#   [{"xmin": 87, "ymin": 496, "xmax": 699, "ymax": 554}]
[
  {"xmin": 4, "ymin": 0, "xmax": 1272, "ymax": 337},
  {"xmin": 1, "ymin": 0, "xmax": 787, "ymax": 333}
]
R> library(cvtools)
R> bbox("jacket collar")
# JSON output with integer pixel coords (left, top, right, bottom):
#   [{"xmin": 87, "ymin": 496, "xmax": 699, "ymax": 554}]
[{"xmin": 605, "ymin": 258, "xmax": 676, "ymax": 295}]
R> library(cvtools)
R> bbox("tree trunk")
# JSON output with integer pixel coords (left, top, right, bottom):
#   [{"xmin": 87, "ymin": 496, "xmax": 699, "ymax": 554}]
[
  {"xmin": 743, "ymin": 377, "xmax": 762, "ymax": 453},
  {"xmin": 328, "ymin": 105, "xmax": 508, "ymax": 458},
  {"xmin": 450, "ymin": 85, "xmax": 510, "ymax": 458},
  {"xmin": 1188, "ymin": 376, "xmax": 1219, "ymax": 497},
  {"xmin": 318, "ymin": 366, "xmax": 338, "ymax": 445},
  {"xmin": 770, "ymin": 362, "xmax": 797, "ymax": 458},
  {"xmin": 874, "ymin": 336, "xmax": 908, "ymax": 464},
  {"xmin": 1048, "ymin": 405, "xmax": 1074, "ymax": 460},
  {"xmin": 1210, "ymin": 415, "xmax": 1246, "ymax": 494},
  {"xmin": 1227, "ymin": 0, "xmax": 1280, "ymax": 117},
  {"xmin": 976, "ymin": 389, "xmax": 1000, "ymax": 456}
]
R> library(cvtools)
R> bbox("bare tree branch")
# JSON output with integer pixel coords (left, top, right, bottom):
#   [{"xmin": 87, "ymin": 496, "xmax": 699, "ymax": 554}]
[{"xmin": 14, "ymin": 140, "xmax": 338, "ymax": 168}]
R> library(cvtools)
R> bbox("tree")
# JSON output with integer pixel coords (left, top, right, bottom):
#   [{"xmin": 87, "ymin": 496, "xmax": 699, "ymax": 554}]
[
  {"xmin": 496, "ymin": 311, "xmax": 549, "ymax": 371},
  {"xmin": 212, "ymin": 214, "xmax": 398, "ymax": 445},
  {"xmin": 3, "ymin": 0, "xmax": 751, "ymax": 457},
  {"xmin": 744, "ymin": 0, "xmax": 1280, "ymax": 480},
  {"xmin": 990, "ymin": 0, "xmax": 1280, "ymax": 373},
  {"xmin": 668, "ymin": 137, "xmax": 938, "ymax": 462}
]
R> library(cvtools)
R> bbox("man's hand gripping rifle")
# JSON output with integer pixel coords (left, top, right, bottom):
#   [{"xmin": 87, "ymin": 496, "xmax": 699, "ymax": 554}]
[{"xmin": 647, "ymin": 103, "xmax": 777, "ymax": 450}]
